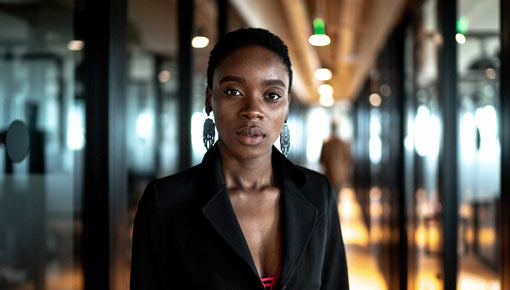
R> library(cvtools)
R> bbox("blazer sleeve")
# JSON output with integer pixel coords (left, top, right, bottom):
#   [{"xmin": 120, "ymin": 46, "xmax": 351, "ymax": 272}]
[
  {"xmin": 320, "ymin": 179, "xmax": 350, "ymax": 289},
  {"xmin": 130, "ymin": 182, "xmax": 170, "ymax": 289}
]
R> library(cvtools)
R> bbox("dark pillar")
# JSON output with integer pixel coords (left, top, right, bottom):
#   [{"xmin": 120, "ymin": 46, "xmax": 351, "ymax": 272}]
[
  {"xmin": 80, "ymin": 0, "xmax": 129, "ymax": 289},
  {"xmin": 178, "ymin": 0, "xmax": 193, "ymax": 170},
  {"xmin": 438, "ymin": 0, "xmax": 458, "ymax": 289},
  {"xmin": 218, "ymin": 0, "xmax": 227, "ymax": 37},
  {"xmin": 500, "ymin": 0, "xmax": 510, "ymax": 287},
  {"xmin": 154, "ymin": 55, "xmax": 163, "ymax": 176}
]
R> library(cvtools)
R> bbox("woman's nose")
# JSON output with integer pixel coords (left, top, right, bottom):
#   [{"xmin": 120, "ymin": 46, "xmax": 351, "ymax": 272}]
[{"xmin": 240, "ymin": 95, "xmax": 264, "ymax": 120}]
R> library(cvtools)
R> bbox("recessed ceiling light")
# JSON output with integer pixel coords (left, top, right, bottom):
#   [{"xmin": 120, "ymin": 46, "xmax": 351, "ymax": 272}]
[
  {"xmin": 68, "ymin": 40, "xmax": 84, "ymax": 51},
  {"xmin": 314, "ymin": 68, "xmax": 332, "ymax": 81},
  {"xmin": 318, "ymin": 84, "xmax": 334, "ymax": 96},
  {"xmin": 192, "ymin": 36, "xmax": 209, "ymax": 48},
  {"xmin": 320, "ymin": 94, "xmax": 334, "ymax": 107}
]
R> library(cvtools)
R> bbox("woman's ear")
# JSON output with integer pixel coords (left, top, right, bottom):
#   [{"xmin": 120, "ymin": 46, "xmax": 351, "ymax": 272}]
[{"xmin": 205, "ymin": 87, "xmax": 212, "ymax": 114}]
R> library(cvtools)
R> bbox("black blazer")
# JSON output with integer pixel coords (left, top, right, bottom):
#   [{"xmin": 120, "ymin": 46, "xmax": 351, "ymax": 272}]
[{"xmin": 130, "ymin": 145, "xmax": 349, "ymax": 290}]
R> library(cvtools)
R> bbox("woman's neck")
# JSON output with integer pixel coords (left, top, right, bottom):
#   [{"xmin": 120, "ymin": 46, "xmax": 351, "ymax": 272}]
[{"xmin": 218, "ymin": 142, "xmax": 274, "ymax": 192}]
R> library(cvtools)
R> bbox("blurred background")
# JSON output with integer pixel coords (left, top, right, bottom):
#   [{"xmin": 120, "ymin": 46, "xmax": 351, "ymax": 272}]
[{"xmin": 0, "ymin": 0, "xmax": 509, "ymax": 289}]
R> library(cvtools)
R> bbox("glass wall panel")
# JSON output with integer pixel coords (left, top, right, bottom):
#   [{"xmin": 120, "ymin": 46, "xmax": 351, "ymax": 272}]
[
  {"xmin": 126, "ymin": 0, "xmax": 179, "ymax": 264},
  {"xmin": 404, "ymin": 0, "xmax": 444, "ymax": 288},
  {"xmin": 191, "ymin": 0, "xmax": 219, "ymax": 165},
  {"xmin": 0, "ymin": 2, "xmax": 83, "ymax": 289},
  {"xmin": 457, "ymin": 0, "xmax": 500, "ymax": 288},
  {"xmin": 126, "ymin": 0, "xmax": 179, "ymax": 188}
]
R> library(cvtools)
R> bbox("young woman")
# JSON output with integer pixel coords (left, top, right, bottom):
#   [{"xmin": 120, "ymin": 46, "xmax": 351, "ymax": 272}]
[{"xmin": 130, "ymin": 28, "xmax": 349, "ymax": 290}]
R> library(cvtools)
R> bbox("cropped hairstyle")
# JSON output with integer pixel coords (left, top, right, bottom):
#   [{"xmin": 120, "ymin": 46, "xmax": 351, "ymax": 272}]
[{"xmin": 207, "ymin": 28, "xmax": 293, "ymax": 92}]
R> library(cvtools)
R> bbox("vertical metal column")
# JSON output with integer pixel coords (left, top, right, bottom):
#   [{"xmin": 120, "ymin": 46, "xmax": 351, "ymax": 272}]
[
  {"xmin": 154, "ymin": 55, "xmax": 163, "ymax": 176},
  {"xmin": 218, "ymin": 0, "xmax": 227, "ymax": 37},
  {"xmin": 178, "ymin": 0, "xmax": 193, "ymax": 170},
  {"xmin": 80, "ymin": 0, "xmax": 129, "ymax": 288},
  {"xmin": 394, "ymin": 22, "xmax": 408, "ymax": 290},
  {"xmin": 500, "ymin": 0, "xmax": 510, "ymax": 287},
  {"xmin": 437, "ymin": 0, "xmax": 458, "ymax": 289}
]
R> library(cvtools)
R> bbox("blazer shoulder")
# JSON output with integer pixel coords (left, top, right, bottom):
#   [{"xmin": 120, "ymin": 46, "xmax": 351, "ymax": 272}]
[
  {"xmin": 295, "ymin": 165, "xmax": 335, "ymax": 211},
  {"xmin": 145, "ymin": 164, "xmax": 203, "ymax": 211}
]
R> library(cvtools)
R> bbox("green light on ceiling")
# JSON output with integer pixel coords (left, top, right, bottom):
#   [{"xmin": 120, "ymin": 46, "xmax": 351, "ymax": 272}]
[
  {"xmin": 313, "ymin": 18, "xmax": 326, "ymax": 35},
  {"xmin": 457, "ymin": 16, "xmax": 469, "ymax": 34}
]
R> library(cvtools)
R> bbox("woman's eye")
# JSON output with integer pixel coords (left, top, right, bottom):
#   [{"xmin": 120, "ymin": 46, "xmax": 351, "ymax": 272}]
[
  {"xmin": 224, "ymin": 89, "xmax": 242, "ymax": 96},
  {"xmin": 266, "ymin": 92, "xmax": 282, "ymax": 100}
]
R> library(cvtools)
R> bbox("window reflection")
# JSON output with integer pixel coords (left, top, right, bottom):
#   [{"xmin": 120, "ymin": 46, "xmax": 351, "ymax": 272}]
[
  {"xmin": 0, "ymin": 2, "xmax": 83, "ymax": 289},
  {"xmin": 457, "ymin": 0, "xmax": 500, "ymax": 287}
]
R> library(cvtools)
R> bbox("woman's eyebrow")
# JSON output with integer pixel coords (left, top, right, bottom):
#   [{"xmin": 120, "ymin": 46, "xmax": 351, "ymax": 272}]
[
  {"xmin": 263, "ymin": 79, "xmax": 286, "ymax": 89},
  {"xmin": 219, "ymin": 76, "xmax": 245, "ymax": 84}
]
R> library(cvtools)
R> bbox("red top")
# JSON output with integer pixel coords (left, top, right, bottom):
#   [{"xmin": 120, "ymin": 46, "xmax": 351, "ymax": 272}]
[{"xmin": 260, "ymin": 269, "xmax": 280, "ymax": 290}]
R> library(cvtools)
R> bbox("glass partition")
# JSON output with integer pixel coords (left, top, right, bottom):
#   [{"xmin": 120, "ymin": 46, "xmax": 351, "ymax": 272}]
[
  {"xmin": 457, "ymin": 0, "xmax": 501, "ymax": 288},
  {"xmin": 0, "ymin": 2, "xmax": 83, "ymax": 289},
  {"xmin": 404, "ymin": 0, "xmax": 444, "ymax": 288}
]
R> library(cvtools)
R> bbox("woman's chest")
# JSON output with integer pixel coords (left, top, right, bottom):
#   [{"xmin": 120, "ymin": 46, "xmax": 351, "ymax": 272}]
[{"xmin": 229, "ymin": 188, "xmax": 282, "ymax": 276}]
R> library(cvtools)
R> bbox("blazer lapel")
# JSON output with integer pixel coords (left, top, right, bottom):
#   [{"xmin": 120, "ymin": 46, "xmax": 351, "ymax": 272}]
[
  {"xmin": 199, "ymin": 145, "xmax": 260, "ymax": 278},
  {"xmin": 199, "ymin": 145, "xmax": 319, "ymax": 287},
  {"xmin": 274, "ymin": 149, "xmax": 319, "ymax": 288}
]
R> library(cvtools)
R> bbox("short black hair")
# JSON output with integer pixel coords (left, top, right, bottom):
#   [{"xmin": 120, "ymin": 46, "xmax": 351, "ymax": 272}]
[{"xmin": 207, "ymin": 28, "xmax": 293, "ymax": 92}]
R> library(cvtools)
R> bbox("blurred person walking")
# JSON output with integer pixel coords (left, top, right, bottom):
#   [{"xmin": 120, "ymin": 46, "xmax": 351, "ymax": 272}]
[{"xmin": 320, "ymin": 121, "xmax": 353, "ymax": 195}]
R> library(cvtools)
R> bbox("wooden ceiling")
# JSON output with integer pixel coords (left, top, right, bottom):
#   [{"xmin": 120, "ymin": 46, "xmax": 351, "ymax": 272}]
[
  {"xmin": 231, "ymin": 0, "xmax": 408, "ymax": 103},
  {"xmin": 128, "ymin": 0, "xmax": 409, "ymax": 104}
]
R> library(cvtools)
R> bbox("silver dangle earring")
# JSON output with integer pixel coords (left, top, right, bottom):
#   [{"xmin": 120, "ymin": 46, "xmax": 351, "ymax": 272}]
[
  {"xmin": 203, "ymin": 108, "xmax": 215, "ymax": 150},
  {"xmin": 280, "ymin": 118, "xmax": 290, "ymax": 157}
]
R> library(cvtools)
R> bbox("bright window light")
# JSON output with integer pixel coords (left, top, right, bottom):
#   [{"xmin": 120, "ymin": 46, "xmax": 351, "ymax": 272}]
[
  {"xmin": 414, "ymin": 105, "xmax": 441, "ymax": 158},
  {"xmin": 67, "ymin": 105, "xmax": 85, "ymax": 150},
  {"xmin": 191, "ymin": 111, "xmax": 208, "ymax": 157},
  {"xmin": 369, "ymin": 110, "xmax": 382, "ymax": 164},
  {"xmin": 136, "ymin": 112, "xmax": 154, "ymax": 140},
  {"xmin": 306, "ymin": 107, "xmax": 329, "ymax": 163},
  {"xmin": 369, "ymin": 136, "xmax": 382, "ymax": 164},
  {"xmin": 460, "ymin": 112, "xmax": 476, "ymax": 160}
]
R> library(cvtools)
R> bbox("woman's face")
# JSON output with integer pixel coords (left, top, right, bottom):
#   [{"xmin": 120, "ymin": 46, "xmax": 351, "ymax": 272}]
[{"xmin": 207, "ymin": 46, "xmax": 290, "ymax": 160}]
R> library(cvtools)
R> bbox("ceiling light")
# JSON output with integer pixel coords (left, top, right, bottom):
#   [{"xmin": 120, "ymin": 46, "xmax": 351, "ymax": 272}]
[
  {"xmin": 68, "ymin": 40, "xmax": 84, "ymax": 51},
  {"xmin": 369, "ymin": 93, "xmax": 382, "ymax": 107},
  {"xmin": 455, "ymin": 33, "xmax": 466, "ymax": 44},
  {"xmin": 320, "ymin": 94, "xmax": 334, "ymax": 107},
  {"xmin": 158, "ymin": 70, "xmax": 171, "ymax": 83},
  {"xmin": 456, "ymin": 16, "xmax": 469, "ymax": 34},
  {"xmin": 380, "ymin": 84, "xmax": 391, "ymax": 97},
  {"xmin": 192, "ymin": 36, "xmax": 209, "ymax": 48},
  {"xmin": 485, "ymin": 68, "xmax": 496, "ymax": 79},
  {"xmin": 309, "ymin": 18, "xmax": 331, "ymax": 46},
  {"xmin": 314, "ymin": 68, "xmax": 332, "ymax": 81},
  {"xmin": 318, "ymin": 84, "xmax": 334, "ymax": 96},
  {"xmin": 309, "ymin": 34, "xmax": 331, "ymax": 46}
]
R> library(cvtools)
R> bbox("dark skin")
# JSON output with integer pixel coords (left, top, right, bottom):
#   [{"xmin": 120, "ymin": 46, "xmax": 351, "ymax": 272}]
[{"xmin": 205, "ymin": 46, "xmax": 290, "ymax": 278}]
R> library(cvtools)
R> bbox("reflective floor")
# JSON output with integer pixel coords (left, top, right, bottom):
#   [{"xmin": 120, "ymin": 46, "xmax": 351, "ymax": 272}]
[{"xmin": 337, "ymin": 187, "xmax": 500, "ymax": 290}]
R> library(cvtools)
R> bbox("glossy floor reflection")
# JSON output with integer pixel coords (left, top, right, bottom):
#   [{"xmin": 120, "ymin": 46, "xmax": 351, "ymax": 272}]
[
  {"xmin": 338, "ymin": 187, "xmax": 387, "ymax": 290},
  {"xmin": 337, "ymin": 187, "xmax": 500, "ymax": 290}
]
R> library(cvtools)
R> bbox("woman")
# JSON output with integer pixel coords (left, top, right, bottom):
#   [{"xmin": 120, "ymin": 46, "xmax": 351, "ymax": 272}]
[{"xmin": 130, "ymin": 28, "xmax": 349, "ymax": 290}]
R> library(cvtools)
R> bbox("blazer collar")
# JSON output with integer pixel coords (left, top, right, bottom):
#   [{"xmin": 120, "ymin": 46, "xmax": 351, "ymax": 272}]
[{"xmin": 200, "ymin": 144, "xmax": 318, "ymax": 287}]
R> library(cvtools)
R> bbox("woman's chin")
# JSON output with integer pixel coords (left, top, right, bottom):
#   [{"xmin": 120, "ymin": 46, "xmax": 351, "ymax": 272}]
[{"xmin": 218, "ymin": 139, "xmax": 273, "ymax": 160}]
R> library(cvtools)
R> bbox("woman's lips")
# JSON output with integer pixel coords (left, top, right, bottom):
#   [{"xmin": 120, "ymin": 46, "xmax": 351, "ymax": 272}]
[{"xmin": 235, "ymin": 127, "xmax": 265, "ymax": 145}]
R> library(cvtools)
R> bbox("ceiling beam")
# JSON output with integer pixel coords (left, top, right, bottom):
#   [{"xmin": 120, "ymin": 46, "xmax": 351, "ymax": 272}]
[
  {"xmin": 280, "ymin": 0, "xmax": 322, "ymax": 95},
  {"xmin": 344, "ymin": 0, "xmax": 407, "ymax": 100}
]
